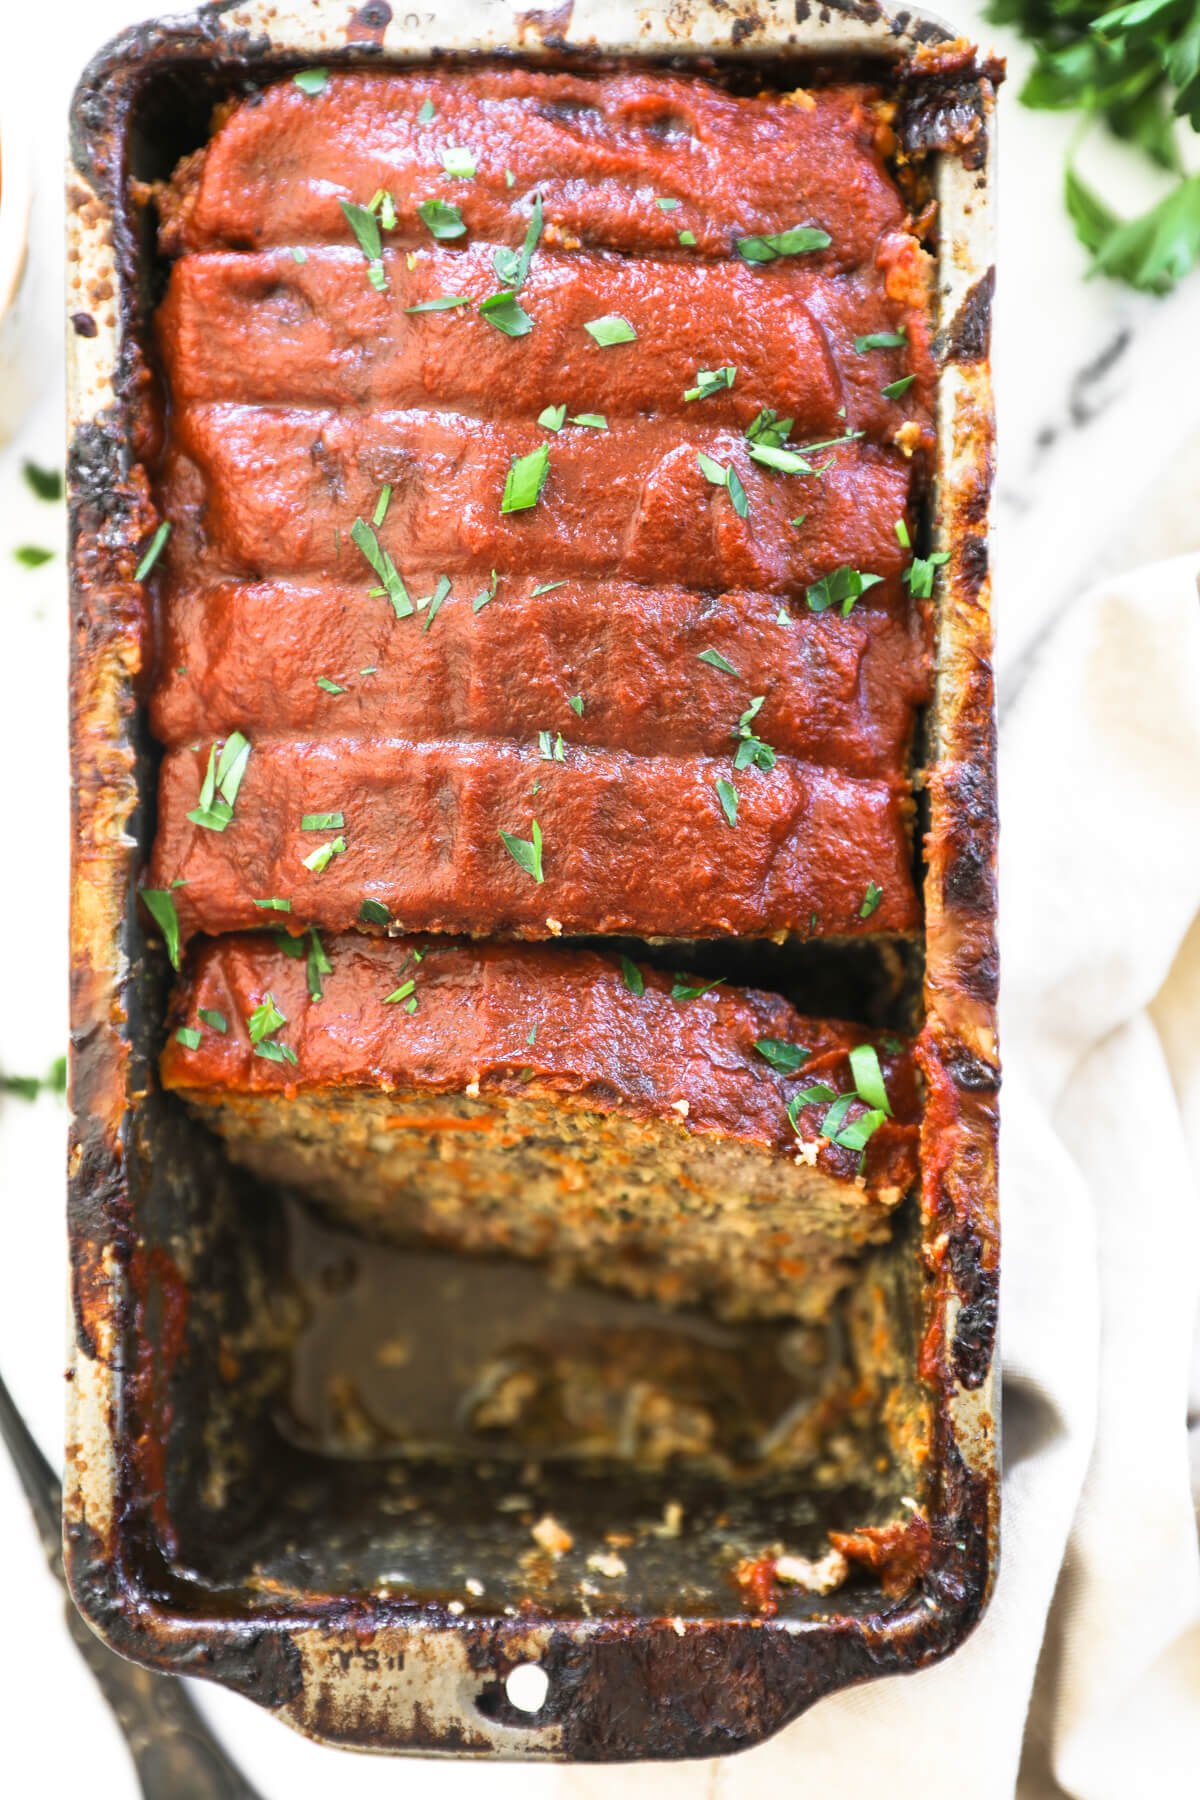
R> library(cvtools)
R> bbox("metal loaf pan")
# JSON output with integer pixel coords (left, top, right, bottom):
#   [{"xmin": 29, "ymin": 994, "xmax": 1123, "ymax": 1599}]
[{"xmin": 65, "ymin": 0, "xmax": 1000, "ymax": 1760}]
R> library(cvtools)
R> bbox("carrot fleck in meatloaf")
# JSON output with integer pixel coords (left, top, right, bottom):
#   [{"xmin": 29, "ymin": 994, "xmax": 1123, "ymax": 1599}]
[{"xmin": 146, "ymin": 66, "xmax": 936, "ymax": 1320}]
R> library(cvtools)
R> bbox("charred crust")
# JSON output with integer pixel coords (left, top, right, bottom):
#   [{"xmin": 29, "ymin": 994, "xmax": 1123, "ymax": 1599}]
[{"xmin": 936, "ymin": 268, "xmax": 994, "ymax": 364}]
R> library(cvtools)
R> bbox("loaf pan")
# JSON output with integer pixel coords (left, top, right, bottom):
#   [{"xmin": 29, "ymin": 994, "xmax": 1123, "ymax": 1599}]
[{"xmin": 65, "ymin": 0, "xmax": 1000, "ymax": 1760}]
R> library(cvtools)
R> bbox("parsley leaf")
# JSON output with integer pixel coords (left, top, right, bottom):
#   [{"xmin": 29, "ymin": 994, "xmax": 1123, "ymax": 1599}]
[
  {"xmin": 538, "ymin": 404, "xmax": 566, "ymax": 431},
  {"xmin": 619, "ymin": 955, "xmax": 644, "ymax": 996},
  {"xmin": 684, "ymin": 366, "xmax": 736, "ymax": 402},
  {"xmin": 134, "ymin": 520, "xmax": 171, "ymax": 580},
  {"xmin": 754, "ymin": 1038, "xmax": 810, "ymax": 1074},
  {"xmin": 499, "ymin": 818, "xmax": 544, "ymax": 882},
  {"xmin": 855, "ymin": 327, "xmax": 907, "ymax": 352},
  {"xmin": 501, "ymin": 444, "xmax": 551, "ymax": 513},
  {"xmin": 715, "ymin": 777, "xmax": 738, "ymax": 826},
  {"xmin": 480, "ymin": 290, "xmax": 534, "ymax": 336},
  {"xmin": 293, "ymin": 68, "xmax": 328, "ymax": 95},
  {"xmin": 860, "ymin": 880, "xmax": 883, "ymax": 919},
  {"xmin": 493, "ymin": 193, "xmax": 543, "ymax": 290},
  {"xmin": 584, "ymin": 315, "xmax": 637, "ymax": 346},
  {"xmin": 405, "ymin": 294, "xmax": 472, "ymax": 313},
  {"xmin": 737, "ymin": 224, "xmax": 831, "ymax": 263},
  {"xmin": 360, "ymin": 898, "xmax": 390, "ymax": 924},
  {"xmin": 697, "ymin": 647, "xmax": 739, "ymax": 675},
  {"xmin": 806, "ymin": 566, "xmax": 884, "ymax": 617},
  {"xmin": 696, "ymin": 452, "xmax": 749, "ymax": 518},
  {"xmin": 22, "ymin": 461, "xmax": 63, "ymax": 502},
  {"xmin": 418, "ymin": 198, "xmax": 467, "ymax": 241},
  {"xmin": 441, "ymin": 146, "xmax": 476, "ymax": 179},
  {"xmin": 350, "ymin": 516, "xmax": 412, "ymax": 617},
  {"xmin": 904, "ymin": 551, "xmax": 950, "ymax": 598},
  {"xmin": 139, "ymin": 887, "xmax": 182, "ymax": 970},
  {"xmin": 849, "ymin": 1043, "xmax": 893, "ymax": 1116},
  {"xmin": 340, "ymin": 198, "xmax": 386, "ymax": 289},
  {"xmin": 302, "ymin": 835, "xmax": 346, "ymax": 873},
  {"xmin": 670, "ymin": 977, "xmax": 724, "ymax": 1003}
]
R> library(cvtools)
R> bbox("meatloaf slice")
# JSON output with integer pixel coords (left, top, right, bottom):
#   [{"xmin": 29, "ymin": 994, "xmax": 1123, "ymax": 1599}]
[
  {"xmin": 148, "ymin": 735, "xmax": 919, "ymax": 944},
  {"xmin": 162, "ymin": 935, "xmax": 920, "ymax": 1321}
]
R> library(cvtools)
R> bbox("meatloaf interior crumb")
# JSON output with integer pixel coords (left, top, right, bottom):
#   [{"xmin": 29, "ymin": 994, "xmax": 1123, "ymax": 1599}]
[{"xmin": 163, "ymin": 935, "xmax": 920, "ymax": 1321}]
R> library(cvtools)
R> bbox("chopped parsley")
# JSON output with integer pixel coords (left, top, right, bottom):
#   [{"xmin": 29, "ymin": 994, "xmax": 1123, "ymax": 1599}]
[
  {"xmin": 785, "ymin": 1082, "xmax": 838, "ymax": 1132},
  {"xmin": 832, "ymin": 1107, "xmax": 887, "ymax": 1153},
  {"xmin": 316, "ymin": 677, "xmax": 346, "ymax": 694},
  {"xmin": 306, "ymin": 929, "xmax": 332, "ymax": 1001},
  {"xmin": 697, "ymin": 647, "xmax": 739, "ymax": 675},
  {"xmin": 301, "ymin": 812, "xmax": 344, "ymax": 831},
  {"xmin": 499, "ymin": 818, "xmax": 544, "ymax": 883},
  {"xmin": 882, "ymin": 375, "xmax": 916, "ymax": 400},
  {"xmin": 745, "ymin": 408, "xmax": 793, "ymax": 448},
  {"xmin": 1, "ymin": 1058, "xmax": 67, "ymax": 1102},
  {"xmin": 139, "ymin": 888, "xmax": 181, "ymax": 970},
  {"xmin": 619, "ymin": 955, "xmax": 644, "ymax": 996},
  {"xmin": 531, "ymin": 580, "xmax": 566, "ymax": 596},
  {"xmin": 22, "ymin": 461, "xmax": 63, "ymax": 502},
  {"xmin": 905, "ymin": 552, "xmax": 950, "ymax": 598},
  {"xmin": 584, "ymin": 315, "xmax": 637, "ymax": 346},
  {"xmin": 175, "ymin": 1026, "xmax": 202, "ymax": 1050},
  {"xmin": 417, "ymin": 97, "xmax": 436, "ymax": 124},
  {"xmin": 655, "ymin": 197, "xmax": 681, "ymax": 211},
  {"xmin": 737, "ymin": 224, "xmax": 831, "ymax": 263},
  {"xmin": 569, "ymin": 413, "xmax": 607, "ymax": 430},
  {"xmin": 501, "ymin": 443, "xmax": 551, "ymax": 514},
  {"xmin": 538, "ymin": 729, "xmax": 566, "ymax": 761},
  {"xmin": 849, "ymin": 1043, "xmax": 893, "ymax": 1116},
  {"xmin": 247, "ymin": 993, "xmax": 286, "ymax": 1044},
  {"xmin": 538, "ymin": 404, "xmax": 566, "ymax": 431},
  {"xmin": 733, "ymin": 696, "xmax": 776, "ymax": 772},
  {"xmin": 187, "ymin": 731, "xmax": 251, "ymax": 832},
  {"xmin": 420, "ymin": 573, "xmax": 451, "ymax": 631},
  {"xmin": 696, "ymin": 452, "xmax": 749, "ymax": 518},
  {"xmin": 754, "ymin": 1038, "xmax": 810, "ymax": 1074},
  {"xmin": 199, "ymin": 1008, "xmax": 227, "ymax": 1033},
  {"xmin": 670, "ymin": 977, "xmax": 724, "ymax": 1003},
  {"xmin": 134, "ymin": 520, "xmax": 171, "ymax": 581},
  {"xmin": 854, "ymin": 327, "xmax": 907, "ymax": 353},
  {"xmin": 253, "ymin": 896, "xmax": 291, "ymax": 912},
  {"xmin": 806, "ymin": 566, "xmax": 883, "ymax": 617},
  {"xmin": 895, "ymin": 517, "xmax": 911, "ymax": 549},
  {"xmin": 860, "ymin": 880, "xmax": 883, "ymax": 919},
  {"xmin": 418, "ymin": 198, "xmax": 466, "ymax": 240},
  {"xmin": 472, "ymin": 569, "xmax": 499, "ymax": 612},
  {"xmin": 340, "ymin": 199, "xmax": 387, "ymax": 289},
  {"xmin": 293, "ymin": 68, "xmax": 328, "ymax": 95},
  {"xmin": 480, "ymin": 290, "xmax": 534, "ymax": 336},
  {"xmin": 247, "ymin": 993, "xmax": 298, "ymax": 1065},
  {"xmin": 747, "ymin": 442, "xmax": 825, "ymax": 475},
  {"xmin": 441, "ymin": 146, "xmax": 476, "ymax": 179},
  {"xmin": 405, "ymin": 294, "xmax": 471, "ymax": 313},
  {"xmin": 301, "ymin": 835, "xmax": 346, "ymax": 873},
  {"xmin": 684, "ymin": 366, "xmax": 736, "ymax": 403},
  {"xmin": 383, "ymin": 977, "xmax": 416, "ymax": 1004},
  {"xmin": 678, "ymin": 229, "xmax": 697, "ymax": 246},
  {"xmin": 567, "ymin": 694, "xmax": 583, "ymax": 716},
  {"xmin": 715, "ymin": 777, "xmax": 738, "ymax": 827},
  {"xmin": 350, "ymin": 516, "xmax": 412, "ymax": 617},
  {"xmin": 492, "ymin": 193, "xmax": 544, "ymax": 292},
  {"xmin": 360, "ymin": 898, "xmax": 390, "ymax": 925},
  {"xmin": 291, "ymin": 247, "xmax": 308, "ymax": 264}
]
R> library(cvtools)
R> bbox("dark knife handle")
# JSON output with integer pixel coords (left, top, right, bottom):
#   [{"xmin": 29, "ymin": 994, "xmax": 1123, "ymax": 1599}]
[{"xmin": 0, "ymin": 1372, "xmax": 264, "ymax": 1799}]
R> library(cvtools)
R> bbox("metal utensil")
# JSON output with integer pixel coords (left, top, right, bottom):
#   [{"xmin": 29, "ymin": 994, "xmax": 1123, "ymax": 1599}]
[{"xmin": 0, "ymin": 1370, "xmax": 263, "ymax": 1799}]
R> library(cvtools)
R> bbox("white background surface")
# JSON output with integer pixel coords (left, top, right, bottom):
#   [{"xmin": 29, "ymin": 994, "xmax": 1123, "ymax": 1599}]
[{"xmin": 1, "ymin": 2, "xmax": 1198, "ymax": 1793}]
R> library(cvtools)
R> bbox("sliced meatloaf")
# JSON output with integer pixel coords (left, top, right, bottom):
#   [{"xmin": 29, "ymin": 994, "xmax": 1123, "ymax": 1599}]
[
  {"xmin": 162, "ymin": 935, "xmax": 920, "ymax": 1321},
  {"xmin": 146, "ymin": 65, "xmax": 934, "ymax": 947}
]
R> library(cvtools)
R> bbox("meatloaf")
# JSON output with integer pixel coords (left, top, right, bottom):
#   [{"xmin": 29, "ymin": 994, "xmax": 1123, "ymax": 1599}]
[
  {"xmin": 146, "ymin": 65, "xmax": 935, "ymax": 1331},
  {"xmin": 145, "ymin": 66, "xmax": 933, "ymax": 947},
  {"xmin": 162, "ymin": 935, "xmax": 919, "ymax": 1321}
]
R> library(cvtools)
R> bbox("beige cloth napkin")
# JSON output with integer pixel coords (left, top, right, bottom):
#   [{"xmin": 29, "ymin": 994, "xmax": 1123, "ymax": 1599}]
[{"xmin": 472, "ymin": 553, "xmax": 1200, "ymax": 1800}]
